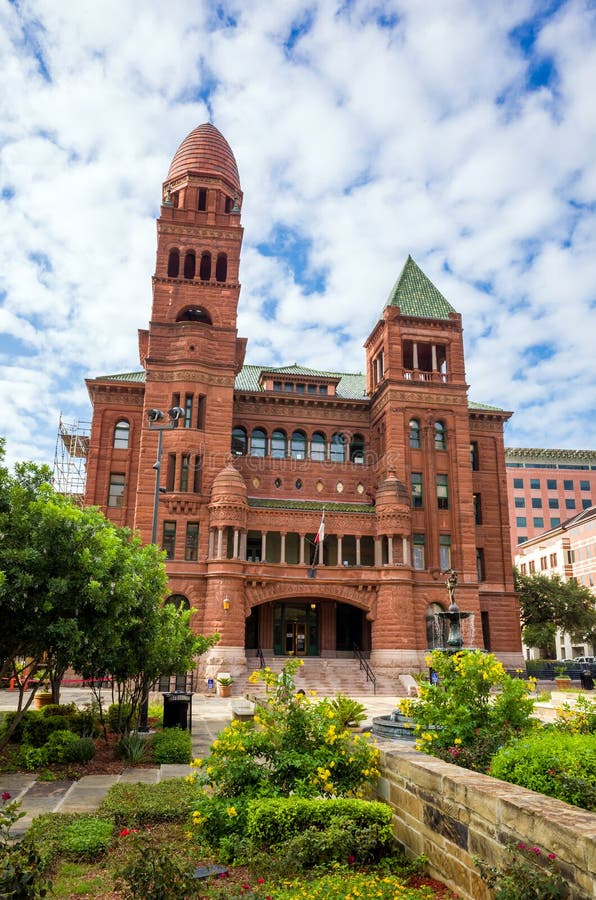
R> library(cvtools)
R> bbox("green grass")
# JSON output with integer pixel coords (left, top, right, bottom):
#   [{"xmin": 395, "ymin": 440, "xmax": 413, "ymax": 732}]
[{"xmin": 50, "ymin": 861, "xmax": 109, "ymax": 897}]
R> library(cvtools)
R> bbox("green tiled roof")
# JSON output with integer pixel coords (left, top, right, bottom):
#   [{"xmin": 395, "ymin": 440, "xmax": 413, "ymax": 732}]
[
  {"xmin": 94, "ymin": 371, "xmax": 146, "ymax": 383},
  {"xmin": 469, "ymin": 400, "xmax": 507, "ymax": 412},
  {"xmin": 248, "ymin": 498, "xmax": 375, "ymax": 513},
  {"xmin": 506, "ymin": 447, "xmax": 596, "ymax": 462},
  {"xmin": 385, "ymin": 256, "xmax": 456, "ymax": 320},
  {"xmin": 235, "ymin": 364, "xmax": 368, "ymax": 400}
]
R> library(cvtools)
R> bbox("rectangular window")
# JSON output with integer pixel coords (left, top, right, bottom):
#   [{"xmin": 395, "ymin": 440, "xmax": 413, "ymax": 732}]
[
  {"xmin": 296, "ymin": 383, "xmax": 305, "ymax": 393},
  {"xmin": 582, "ymin": 498, "xmax": 592, "ymax": 509},
  {"xmin": 516, "ymin": 516, "xmax": 527, "ymax": 527},
  {"xmin": 166, "ymin": 454, "xmax": 176, "ymax": 492},
  {"xmin": 180, "ymin": 454, "xmax": 190, "ymax": 492},
  {"xmin": 470, "ymin": 442, "xmax": 479, "ymax": 471},
  {"xmin": 196, "ymin": 395, "xmax": 207, "ymax": 430},
  {"xmin": 548, "ymin": 498, "xmax": 559, "ymax": 509},
  {"xmin": 518, "ymin": 535, "xmax": 527, "ymax": 544},
  {"xmin": 437, "ymin": 474, "xmax": 449, "ymax": 510},
  {"xmin": 565, "ymin": 549, "xmax": 575, "ymax": 564},
  {"xmin": 514, "ymin": 497, "xmax": 525, "ymax": 508},
  {"xmin": 565, "ymin": 499, "xmax": 576, "ymax": 510},
  {"xmin": 107, "ymin": 473, "xmax": 125, "ymax": 508},
  {"xmin": 540, "ymin": 556, "xmax": 547, "ymax": 570},
  {"xmin": 284, "ymin": 382, "xmax": 293, "ymax": 392},
  {"xmin": 580, "ymin": 480, "xmax": 590, "ymax": 491},
  {"xmin": 520, "ymin": 563, "xmax": 527, "ymax": 575},
  {"xmin": 513, "ymin": 477, "xmax": 523, "ymax": 489},
  {"xmin": 184, "ymin": 393, "xmax": 193, "ymax": 428},
  {"xmin": 547, "ymin": 479, "xmax": 557, "ymax": 490},
  {"xmin": 198, "ymin": 188, "xmax": 207, "ymax": 211},
  {"xmin": 476, "ymin": 548, "xmax": 485, "ymax": 582},
  {"xmin": 162, "ymin": 521, "xmax": 176, "ymax": 559},
  {"xmin": 412, "ymin": 535, "xmax": 425, "ymax": 570},
  {"xmin": 549, "ymin": 552, "xmax": 558, "ymax": 567},
  {"xmin": 563, "ymin": 479, "xmax": 574, "ymax": 490},
  {"xmin": 550, "ymin": 517, "xmax": 560, "ymax": 527},
  {"xmin": 411, "ymin": 473, "xmax": 423, "ymax": 508},
  {"xmin": 473, "ymin": 493, "xmax": 482, "ymax": 525},
  {"xmin": 307, "ymin": 384, "xmax": 317, "ymax": 394},
  {"xmin": 273, "ymin": 381, "xmax": 282, "ymax": 391},
  {"xmin": 185, "ymin": 523, "xmax": 199, "ymax": 561},
  {"xmin": 529, "ymin": 560, "xmax": 536, "ymax": 574},
  {"xmin": 439, "ymin": 535, "xmax": 451, "ymax": 571},
  {"xmin": 319, "ymin": 385, "xmax": 328, "ymax": 394},
  {"xmin": 530, "ymin": 478, "xmax": 540, "ymax": 489},
  {"xmin": 531, "ymin": 498, "xmax": 542, "ymax": 508},
  {"xmin": 533, "ymin": 517, "xmax": 544, "ymax": 528},
  {"xmin": 193, "ymin": 455, "xmax": 202, "ymax": 493},
  {"xmin": 171, "ymin": 392, "xmax": 180, "ymax": 411}
]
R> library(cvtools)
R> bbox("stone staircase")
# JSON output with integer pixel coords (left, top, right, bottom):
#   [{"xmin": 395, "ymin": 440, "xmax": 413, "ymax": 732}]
[{"xmin": 235, "ymin": 656, "xmax": 404, "ymax": 699}]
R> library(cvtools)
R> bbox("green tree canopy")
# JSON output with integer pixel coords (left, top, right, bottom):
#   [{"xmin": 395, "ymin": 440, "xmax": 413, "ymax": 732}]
[{"xmin": 514, "ymin": 569, "xmax": 596, "ymax": 656}]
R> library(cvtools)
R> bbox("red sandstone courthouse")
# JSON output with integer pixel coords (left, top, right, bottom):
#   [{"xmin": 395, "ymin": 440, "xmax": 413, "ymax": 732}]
[{"xmin": 84, "ymin": 123, "xmax": 523, "ymax": 685}]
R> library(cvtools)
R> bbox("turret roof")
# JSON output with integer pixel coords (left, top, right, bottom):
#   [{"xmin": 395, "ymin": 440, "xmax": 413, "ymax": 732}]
[
  {"xmin": 385, "ymin": 255, "xmax": 456, "ymax": 320},
  {"xmin": 166, "ymin": 123, "xmax": 241, "ymax": 191}
]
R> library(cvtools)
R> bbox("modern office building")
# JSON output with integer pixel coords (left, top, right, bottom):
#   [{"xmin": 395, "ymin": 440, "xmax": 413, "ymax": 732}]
[
  {"xmin": 505, "ymin": 448, "xmax": 596, "ymax": 554},
  {"xmin": 83, "ymin": 123, "xmax": 523, "ymax": 684}
]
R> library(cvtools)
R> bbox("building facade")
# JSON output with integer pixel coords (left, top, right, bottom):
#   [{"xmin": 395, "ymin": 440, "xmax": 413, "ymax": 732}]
[
  {"xmin": 514, "ymin": 505, "xmax": 596, "ymax": 660},
  {"xmin": 505, "ymin": 448, "xmax": 596, "ymax": 554},
  {"xmin": 84, "ymin": 123, "xmax": 523, "ymax": 684}
]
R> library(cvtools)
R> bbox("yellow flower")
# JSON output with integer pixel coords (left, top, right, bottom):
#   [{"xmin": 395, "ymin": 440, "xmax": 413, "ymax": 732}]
[
  {"xmin": 454, "ymin": 737, "xmax": 462, "ymax": 745},
  {"xmin": 226, "ymin": 805, "xmax": 238, "ymax": 817}
]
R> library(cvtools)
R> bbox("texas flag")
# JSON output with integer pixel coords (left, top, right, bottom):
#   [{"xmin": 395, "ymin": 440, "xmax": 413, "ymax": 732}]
[{"xmin": 314, "ymin": 510, "xmax": 325, "ymax": 544}]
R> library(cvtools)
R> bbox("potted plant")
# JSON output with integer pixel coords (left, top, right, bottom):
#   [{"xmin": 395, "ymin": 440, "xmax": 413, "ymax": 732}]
[
  {"xmin": 217, "ymin": 674, "xmax": 234, "ymax": 697},
  {"xmin": 553, "ymin": 665, "xmax": 572, "ymax": 691}
]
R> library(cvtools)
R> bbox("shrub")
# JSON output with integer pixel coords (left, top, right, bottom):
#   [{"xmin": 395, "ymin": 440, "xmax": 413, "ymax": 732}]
[
  {"xmin": 151, "ymin": 727, "xmax": 192, "ymax": 764},
  {"xmin": 61, "ymin": 817, "xmax": 114, "ymax": 860},
  {"xmin": 98, "ymin": 780, "xmax": 200, "ymax": 825},
  {"xmin": 191, "ymin": 659, "xmax": 380, "ymax": 799},
  {"xmin": 108, "ymin": 702, "xmax": 134, "ymax": 734},
  {"xmin": 23, "ymin": 813, "xmax": 91, "ymax": 871},
  {"xmin": 116, "ymin": 731, "xmax": 149, "ymax": 764},
  {"xmin": 70, "ymin": 709, "xmax": 99, "ymax": 738},
  {"xmin": 490, "ymin": 731, "xmax": 596, "ymax": 810},
  {"xmin": 1, "ymin": 792, "xmax": 52, "ymax": 897},
  {"xmin": 402, "ymin": 650, "xmax": 536, "ymax": 771},
  {"xmin": 1, "ymin": 710, "xmax": 40, "ymax": 743},
  {"xmin": 41, "ymin": 703, "xmax": 77, "ymax": 719},
  {"xmin": 475, "ymin": 841, "xmax": 567, "ymax": 899},
  {"xmin": 553, "ymin": 694, "xmax": 596, "ymax": 734},
  {"xmin": 327, "ymin": 695, "xmax": 367, "ymax": 728},
  {"xmin": 115, "ymin": 835, "xmax": 199, "ymax": 900},
  {"xmin": 23, "ymin": 714, "xmax": 74, "ymax": 748},
  {"xmin": 18, "ymin": 745, "xmax": 47, "ymax": 770},
  {"xmin": 44, "ymin": 730, "xmax": 95, "ymax": 764}
]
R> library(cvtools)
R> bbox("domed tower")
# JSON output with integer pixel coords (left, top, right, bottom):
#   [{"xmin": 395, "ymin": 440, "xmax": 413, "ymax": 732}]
[{"xmin": 134, "ymin": 124, "xmax": 247, "ymax": 571}]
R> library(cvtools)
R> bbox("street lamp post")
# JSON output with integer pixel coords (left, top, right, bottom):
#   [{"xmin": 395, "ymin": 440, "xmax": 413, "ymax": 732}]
[{"xmin": 138, "ymin": 406, "xmax": 184, "ymax": 731}]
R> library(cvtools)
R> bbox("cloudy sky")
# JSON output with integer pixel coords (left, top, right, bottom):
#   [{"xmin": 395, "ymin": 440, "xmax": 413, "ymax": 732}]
[{"xmin": 1, "ymin": 0, "xmax": 596, "ymax": 469}]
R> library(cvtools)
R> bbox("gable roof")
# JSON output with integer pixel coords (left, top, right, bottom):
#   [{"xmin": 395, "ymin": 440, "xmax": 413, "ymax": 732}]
[
  {"xmin": 235, "ymin": 364, "xmax": 368, "ymax": 400},
  {"xmin": 385, "ymin": 255, "xmax": 456, "ymax": 320}
]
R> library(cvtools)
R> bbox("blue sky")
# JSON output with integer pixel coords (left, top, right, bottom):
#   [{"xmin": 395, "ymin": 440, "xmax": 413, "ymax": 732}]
[{"xmin": 1, "ymin": 0, "xmax": 596, "ymax": 468}]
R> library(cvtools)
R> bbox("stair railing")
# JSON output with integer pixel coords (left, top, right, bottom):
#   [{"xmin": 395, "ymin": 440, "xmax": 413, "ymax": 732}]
[
  {"xmin": 353, "ymin": 643, "xmax": 376, "ymax": 695},
  {"xmin": 256, "ymin": 645, "xmax": 265, "ymax": 668}
]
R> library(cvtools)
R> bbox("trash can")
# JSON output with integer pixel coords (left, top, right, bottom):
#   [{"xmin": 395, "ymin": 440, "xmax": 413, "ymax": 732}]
[
  {"xmin": 163, "ymin": 691, "xmax": 192, "ymax": 730},
  {"xmin": 580, "ymin": 669, "xmax": 594, "ymax": 691}
]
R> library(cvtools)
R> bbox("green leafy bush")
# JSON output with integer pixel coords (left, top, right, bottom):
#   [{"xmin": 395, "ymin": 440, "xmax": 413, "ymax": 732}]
[
  {"xmin": 553, "ymin": 694, "xmax": 596, "ymax": 734},
  {"xmin": 23, "ymin": 813, "xmax": 92, "ymax": 871},
  {"xmin": 41, "ymin": 703, "xmax": 77, "ymax": 719},
  {"xmin": 18, "ymin": 745, "xmax": 47, "ymax": 770},
  {"xmin": 151, "ymin": 727, "xmax": 192, "ymax": 764},
  {"xmin": 23, "ymin": 714, "xmax": 74, "ymax": 748},
  {"xmin": 490, "ymin": 731, "xmax": 596, "ymax": 810},
  {"xmin": 98, "ymin": 780, "xmax": 200, "ymax": 825},
  {"xmin": 401, "ymin": 650, "xmax": 536, "ymax": 771},
  {"xmin": 114, "ymin": 835, "xmax": 199, "ymax": 900},
  {"xmin": 108, "ymin": 702, "xmax": 134, "ymax": 734},
  {"xmin": 44, "ymin": 730, "xmax": 95, "ymax": 764},
  {"xmin": 116, "ymin": 731, "xmax": 149, "ymax": 764},
  {"xmin": 1, "ymin": 710, "xmax": 40, "ymax": 743},
  {"xmin": 1, "ymin": 792, "xmax": 52, "ymax": 897},
  {"xmin": 61, "ymin": 817, "xmax": 114, "ymax": 859},
  {"xmin": 475, "ymin": 841, "xmax": 567, "ymax": 899},
  {"xmin": 327, "ymin": 695, "xmax": 367, "ymax": 728}
]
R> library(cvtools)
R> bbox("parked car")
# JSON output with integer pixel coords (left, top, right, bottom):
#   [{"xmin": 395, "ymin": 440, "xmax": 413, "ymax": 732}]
[{"xmin": 573, "ymin": 656, "xmax": 595, "ymax": 665}]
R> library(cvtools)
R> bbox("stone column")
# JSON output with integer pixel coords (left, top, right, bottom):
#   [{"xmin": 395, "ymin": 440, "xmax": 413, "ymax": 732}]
[
  {"xmin": 337, "ymin": 535, "xmax": 343, "ymax": 566},
  {"xmin": 240, "ymin": 531, "xmax": 247, "ymax": 560},
  {"xmin": 356, "ymin": 537, "xmax": 361, "ymax": 566},
  {"xmin": 261, "ymin": 532, "xmax": 267, "ymax": 563},
  {"xmin": 217, "ymin": 527, "xmax": 224, "ymax": 559},
  {"xmin": 299, "ymin": 534, "xmax": 305, "ymax": 565},
  {"xmin": 413, "ymin": 342, "xmax": 419, "ymax": 370},
  {"xmin": 374, "ymin": 537, "xmax": 382, "ymax": 566},
  {"xmin": 402, "ymin": 536, "xmax": 410, "ymax": 566},
  {"xmin": 233, "ymin": 528, "xmax": 239, "ymax": 559},
  {"xmin": 387, "ymin": 535, "xmax": 394, "ymax": 565},
  {"xmin": 208, "ymin": 529, "xmax": 214, "ymax": 558},
  {"xmin": 280, "ymin": 532, "xmax": 286, "ymax": 565}
]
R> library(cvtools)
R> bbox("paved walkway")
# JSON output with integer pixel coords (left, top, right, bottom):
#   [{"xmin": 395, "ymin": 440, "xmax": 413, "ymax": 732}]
[{"xmin": 0, "ymin": 688, "xmax": 398, "ymax": 837}]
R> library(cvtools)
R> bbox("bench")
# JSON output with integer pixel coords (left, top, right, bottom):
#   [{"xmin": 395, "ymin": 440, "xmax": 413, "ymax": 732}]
[{"xmin": 399, "ymin": 674, "xmax": 420, "ymax": 697}]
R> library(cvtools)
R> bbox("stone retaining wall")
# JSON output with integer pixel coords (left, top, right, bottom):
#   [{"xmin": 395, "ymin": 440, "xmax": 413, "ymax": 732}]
[{"xmin": 376, "ymin": 740, "xmax": 596, "ymax": 899}]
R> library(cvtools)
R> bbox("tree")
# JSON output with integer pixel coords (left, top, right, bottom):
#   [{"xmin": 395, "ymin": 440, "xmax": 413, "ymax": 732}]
[{"xmin": 514, "ymin": 569, "xmax": 596, "ymax": 657}]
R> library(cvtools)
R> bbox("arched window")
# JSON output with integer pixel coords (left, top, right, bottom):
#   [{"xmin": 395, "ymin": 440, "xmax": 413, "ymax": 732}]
[
  {"xmin": 435, "ymin": 421, "xmax": 446, "ymax": 451},
  {"xmin": 310, "ymin": 431, "xmax": 326, "ymax": 461},
  {"xmin": 166, "ymin": 594, "xmax": 190, "ymax": 610},
  {"xmin": 167, "ymin": 249, "xmax": 179, "ymax": 278},
  {"xmin": 271, "ymin": 429, "xmax": 287, "ymax": 459},
  {"xmin": 215, "ymin": 253, "xmax": 228, "ymax": 282},
  {"xmin": 330, "ymin": 433, "xmax": 346, "ymax": 463},
  {"xmin": 250, "ymin": 428, "xmax": 267, "ymax": 458},
  {"xmin": 113, "ymin": 420, "xmax": 130, "ymax": 450},
  {"xmin": 350, "ymin": 434, "xmax": 365, "ymax": 463},
  {"xmin": 183, "ymin": 251, "xmax": 196, "ymax": 279},
  {"xmin": 290, "ymin": 430, "xmax": 307, "ymax": 460},
  {"xmin": 176, "ymin": 306, "xmax": 213, "ymax": 324},
  {"xmin": 199, "ymin": 251, "xmax": 211, "ymax": 281},
  {"xmin": 409, "ymin": 418, "xmax": 421, "ymax": 449},
  {"xmin": 231, "ymin": 427, "xmax": 247, "ymax": 456}
]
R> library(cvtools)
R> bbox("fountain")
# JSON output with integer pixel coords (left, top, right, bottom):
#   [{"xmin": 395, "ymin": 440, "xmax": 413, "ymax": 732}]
[{"xmin": 372, "ymin": 570, "xmax": 476, "ymax": 741}]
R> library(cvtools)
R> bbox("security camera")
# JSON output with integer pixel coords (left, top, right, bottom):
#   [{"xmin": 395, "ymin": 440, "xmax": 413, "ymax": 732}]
[
  {"xmin": 146, "ymin": 408, "xmax": 165, "ymax": 422},
  {"xmin": 168, "ymin": 406, "xmax": 185, "ymax": 421}
]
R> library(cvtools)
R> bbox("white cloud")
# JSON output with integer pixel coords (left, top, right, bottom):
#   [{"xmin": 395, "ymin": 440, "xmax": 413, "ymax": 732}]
[{"xmin": 1, "ymin": 0, "xmax": 596, "ymax": 470}]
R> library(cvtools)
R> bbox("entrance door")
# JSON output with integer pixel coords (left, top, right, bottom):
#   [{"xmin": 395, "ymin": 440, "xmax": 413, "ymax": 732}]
[{"xmin": 285, "ymin": 622, "xmax": 307, "ymax": 656}]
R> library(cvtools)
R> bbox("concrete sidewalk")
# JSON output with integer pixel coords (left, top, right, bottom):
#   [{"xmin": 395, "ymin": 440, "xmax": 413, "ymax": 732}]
[{"xmin": 0, "ymin": 688, "xmax": 398, "ymax": 837}]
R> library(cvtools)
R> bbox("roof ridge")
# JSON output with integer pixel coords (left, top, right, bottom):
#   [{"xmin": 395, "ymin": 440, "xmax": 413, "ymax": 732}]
[{"xmin": 385, "ymin": 255, "xmax": 456, "ymax": 320}]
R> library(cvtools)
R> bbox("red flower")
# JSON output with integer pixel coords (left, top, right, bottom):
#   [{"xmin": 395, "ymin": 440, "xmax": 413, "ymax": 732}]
[
  {"xmin": 548, "ymin": 853, "xmax": 556, "ymax": 860},
  {"xmin": 119, "ymin": 828, "xmax": 131, "ymax": 837},
  {"xmin": 257, "ymin": 878, "xmax": 265, "ymax": 884},
  {"xmin": 242, "ymin": 885, "xmax": 250, "ymax": 891},
  {"xmin": 348, "ymin": 854, "xmax": 356, "ymax": 864},
  {"xmin": 518, "ymin": 843, "xmax": 526, "ymax": 850},
  {"xmin": 532, "ymin": 846, "xmax": 541, "ymax": 854},
  {"xmin": 1, "ymin": 792, "xmax": 11, "ymax": 801}
]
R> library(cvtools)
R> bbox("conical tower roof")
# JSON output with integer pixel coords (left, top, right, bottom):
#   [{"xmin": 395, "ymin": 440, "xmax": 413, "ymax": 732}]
[
  {"xmin": 385, "ymin": 256, "xmax": 455, "ymax": 320},
  {"xmin": 167, "ymin": 123, "xmax": 241, "ymax": 191}
]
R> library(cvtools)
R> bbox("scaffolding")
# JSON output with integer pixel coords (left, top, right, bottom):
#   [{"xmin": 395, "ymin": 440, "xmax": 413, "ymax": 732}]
[{"xmin": 53, "ymin": 415, "xmax": 91, "ymax": 505}]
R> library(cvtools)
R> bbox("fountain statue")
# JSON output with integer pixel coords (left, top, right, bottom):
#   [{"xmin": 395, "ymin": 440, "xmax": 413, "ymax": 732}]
[{"xmin": 372, "ymin": 570, "xmax": 476, "ymax": 741}]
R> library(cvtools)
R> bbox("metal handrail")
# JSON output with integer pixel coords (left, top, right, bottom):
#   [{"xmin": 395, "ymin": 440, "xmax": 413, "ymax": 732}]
[
  {"xmin": 353, "ymin": 643, "xmax": 376, "ymax": 695},
  {"xmin": 256, "ymin": 645, "xmax": 265, "ymax": 668}
]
